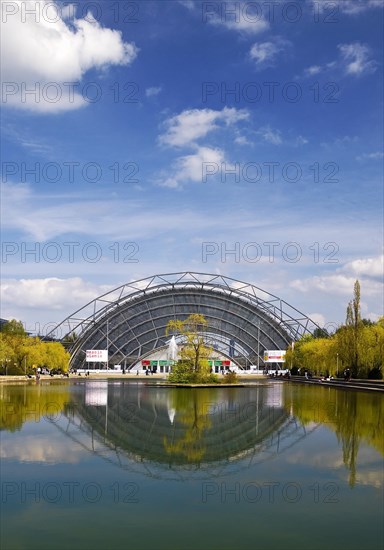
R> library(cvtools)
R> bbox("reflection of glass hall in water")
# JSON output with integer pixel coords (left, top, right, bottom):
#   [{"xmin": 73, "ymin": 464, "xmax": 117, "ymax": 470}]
[{"xmin": 60, "ymin": 381, "xmax": 318, "ymax": 480}]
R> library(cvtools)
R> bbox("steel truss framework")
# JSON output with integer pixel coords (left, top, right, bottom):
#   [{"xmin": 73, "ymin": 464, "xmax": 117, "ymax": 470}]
[{"xmin": 47, "ymin": 272, "xmax": 320, "ymax": 370}]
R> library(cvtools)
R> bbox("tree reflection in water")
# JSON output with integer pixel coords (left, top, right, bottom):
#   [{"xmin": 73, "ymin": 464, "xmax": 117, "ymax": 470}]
[
  {"xmin": 283, "ymin": 384, "xmax": 384, "ymax": 486},
  {"xmin": 163, "ymin": 389, "xmax": 214, "ymax": 463},
  {"xmin": 0, "ymin": 381, "xmax": 70, "ymax": 432}
]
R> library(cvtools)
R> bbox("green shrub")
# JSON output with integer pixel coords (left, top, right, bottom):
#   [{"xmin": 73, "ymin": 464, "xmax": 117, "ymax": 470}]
[
  {"xmin": 168, "ymin": 361, "xmax": 219, "ymax": 384},
  {"xmin": 197, "ymin": 372, "xmax": 219, "ymax": 384},
  {"xmin": 221, "ymin": 371, "xmax": 238, "ymax": 384},
  {"xmin": 168, "ymin": 362, "xmax": 194, "ymax": 383}
]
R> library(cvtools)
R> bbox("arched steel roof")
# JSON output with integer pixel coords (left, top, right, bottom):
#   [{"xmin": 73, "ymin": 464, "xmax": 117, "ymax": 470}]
[{"xmin": 47, "ymin": 272, "xmax": 320, "ymax": 369}]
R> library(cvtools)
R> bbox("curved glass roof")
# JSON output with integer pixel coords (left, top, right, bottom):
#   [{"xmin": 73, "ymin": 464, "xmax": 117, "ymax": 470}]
[{"xmin": 46, "ymin": 272, "xmax": 320, "ymax": 369}]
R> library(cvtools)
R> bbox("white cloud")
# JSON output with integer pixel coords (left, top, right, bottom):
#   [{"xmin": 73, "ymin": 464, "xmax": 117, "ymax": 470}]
[
  {"xmin": 1, "ymin": 0, "xmax": 138, "ymax": 112},
  {"xmin": 294, "ymin": 135, "xmax": 308, "ymax": 146},
  {"xmin": 338, "ymin": 42, "xmax": 377, "ymax": 76},
  {"xmin": 356, "ymin": 152, "xmax": 384, "ymax": 161},
  {"xmin": 259, "ymin": 126, "xmax": 282, "ymax": 145},
  {"xmin": 159, "ymin": 107, "xmax": 249, "ymax": 148},
  {"xmin": 178, "ymin": 0, "xmax": 195, "ymax": 10},
  {"xmin": 290, "ymin": 256, "xmax": 384, "ymax": 306},
  {"xmin": 157, "ymin": 107, "xmax": 249, "ymax": 187},
  {"xmin": 302, "ymin": 61, "xmax": 336, "ymax": 77},
  {"xmin": 342, "ymin": 256, "xmax": 384, "ymax": 278},
  {"xmin": 146, "ymin": 86, "xmax": 162, "ymax": 97},
  {"xmin": 291, "ymin": 274, "xmax": 356, "ymax": 295},
  {"xmin": 234, "ymin": 134, "xmax": 251, "ymax": 146},
  {"xmin": 304, "ymin": 65, "xmax": 322, "ymax": 76},
  {"xmin": 0, "ymin": 277, "xmax": 113, "ymax": 310},
  {"xmin": 333, "ymin": 135, "xmax": 359, "ymax": 147},
  {"xmin": 308, "ymin": 313, "xmax": 326, "ymax": 327},
  {"xmin": 175, "ymin": 146, "xmax": 225, "ymax": 182},
  {"xmin": 158, "ymin": 146, "xmax": 226, "ymax": 188},
  {"xmin": 250, "ymin": 42, "xmax": 277, "ymax": 64},
  {"xmin": 256, "ymin": 127, "xmax": 306, "ymax": 147},
  {"xmin": 207, "ymin": 3, "xmax": 269, "ymax": 34},
  {"xmin": 249, "ymin": 40, "xmax": 288, "ymax": 70},
  {"xmin": 312, "ymin": 0, "xmax": 383, "ymax": 15},
  {"xmin": 302, "ymin": 42, "xmax": 376, "ymax": 79}
]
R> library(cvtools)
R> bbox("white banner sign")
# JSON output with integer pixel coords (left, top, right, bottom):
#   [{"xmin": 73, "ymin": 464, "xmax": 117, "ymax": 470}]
[
  {"xmin": 264, "ymin": 350, "xmax": 286, "ymax": 363},
  {"xmin": 86, "ymin": 349, "xmax": 108, "ymax": 362}
]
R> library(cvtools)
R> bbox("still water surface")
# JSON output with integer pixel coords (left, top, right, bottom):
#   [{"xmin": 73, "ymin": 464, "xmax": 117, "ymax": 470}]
[{"xmin": 1, "ymin": 380, "xmax": 383, "ymax": 550}]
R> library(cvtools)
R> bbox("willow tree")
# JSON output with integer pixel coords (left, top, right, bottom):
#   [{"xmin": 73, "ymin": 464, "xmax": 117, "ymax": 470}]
[
  {"xmin": 166, "ymin": 313, "xmax": 215, "ymax": 382},
  {"xmin": 0, "ymin": 319, "xmax": 70, "ymax": 375},
  {"xmin": 285, "ymin": 334, "xmax": 336, "ymax": 376}
]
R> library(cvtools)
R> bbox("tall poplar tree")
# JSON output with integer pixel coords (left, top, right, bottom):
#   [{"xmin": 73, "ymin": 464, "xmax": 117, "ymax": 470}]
[{"xmin": 345, "ymin": 280, "xmax": 362, "ymax": 375}]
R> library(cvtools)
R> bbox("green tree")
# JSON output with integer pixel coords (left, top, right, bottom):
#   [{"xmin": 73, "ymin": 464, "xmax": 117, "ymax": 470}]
[
  {"xmin": 62, "ymin": 331, "xmax": 78, "ymax": 345},
  {"xmin": 0, "ymin": 329, "xmax": 69, "ymax": 375},
  {"xmin": 286, "ymin": 283, "xmax": 382, "ymax": 379},
  {"xmin": 377, "ymin": 317, "xmax": 384, "ymax": 329},
  {"xmin": 359, "ymin": 324, "xmax": 384, "ymax": 378},
  {"xmin": 0, "ymin": 337, "xmax": 16, "ymax": 374},
  {"xmin": 334, "ymin": 279, "xmax": 384, "ymax": 378},
  {"xmin": 285, "ymin": 335, "xmax": 336, "ymax": 376},
  {"xmin": 345, "ymin": 279, "xmax": 363, "ymax": 375},
  {"xmin": 1, "ymin": 319, "xmax": 26, "ymax": 336},
  {"xmin": 313, "ymin": 327, "xmax": 330, "ymax": 339},
  {"xmin": 166, "ymin": 314, "xmax": 217, "ymax": 383},
  {"xmin": 22, "ymin": 338, "xmax": 45, "ymax": 372},
  {"xmin": 43, "ymin": 342, "xmax": 70, "ymax": 372}
]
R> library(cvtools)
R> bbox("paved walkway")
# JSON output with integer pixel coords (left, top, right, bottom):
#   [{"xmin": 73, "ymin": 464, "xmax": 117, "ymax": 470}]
[
  {"xmin": 0, "ymin": 372, "xmax": 266, "ymax": 383},
  {"xmin": 285, "ymin": 375, "xmax": 384, "ymax": 393}
]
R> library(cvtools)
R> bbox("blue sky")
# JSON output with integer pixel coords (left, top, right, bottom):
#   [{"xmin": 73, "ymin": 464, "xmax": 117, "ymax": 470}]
[{"xmin": 1, "ymin": 0, "xmax": 383, "ymax": 335}]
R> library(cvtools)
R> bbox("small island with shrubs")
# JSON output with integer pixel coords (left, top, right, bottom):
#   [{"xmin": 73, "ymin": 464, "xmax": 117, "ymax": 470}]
[{"xmin": 166, "ymin": 314, "xmax": 238, "ymax": 385}]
